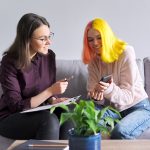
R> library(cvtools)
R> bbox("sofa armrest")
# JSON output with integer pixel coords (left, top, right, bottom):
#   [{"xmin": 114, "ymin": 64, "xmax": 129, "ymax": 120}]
[{"xmin": 144, "ymin": 57, "xmax": 150, "ymax": 98}]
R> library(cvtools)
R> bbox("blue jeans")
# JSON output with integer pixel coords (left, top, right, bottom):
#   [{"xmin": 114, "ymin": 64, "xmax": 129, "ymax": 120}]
[{"xmin": 97, "ymin": 98, "xmax": 150, "ymax": 139}]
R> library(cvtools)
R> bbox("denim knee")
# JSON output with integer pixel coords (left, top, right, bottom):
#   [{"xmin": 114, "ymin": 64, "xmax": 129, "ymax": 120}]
[{"xmin": 111, "ymin": 109, "xmax": 150, "ymax": 139}]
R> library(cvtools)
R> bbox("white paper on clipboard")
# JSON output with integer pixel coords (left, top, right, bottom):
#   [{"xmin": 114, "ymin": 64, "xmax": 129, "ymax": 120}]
[{"xmin": 21, "ymin": 95, "xmax": 81, "ymax": 113}]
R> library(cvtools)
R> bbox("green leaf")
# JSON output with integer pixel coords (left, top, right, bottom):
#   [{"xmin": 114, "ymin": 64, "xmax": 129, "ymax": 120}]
[
  {"xmin": 85, "ymin": 120, "xmax": 97, "ymax": 135},
  {"xmin": 49, "ymin": 106, "xmax": 56, "ymax": 114},
  {"xmin": 49, "ymin": 99, "xmax": 121, "ymax": 137},
  {"xmin": 60, "ymin": 113, "xmax": 73, "ymax": 125},
  {"xmin": 49, "ymin": 104, "xmax": 69, "ymax": 114},
  {"xmin": 107, "ymin": 106, "xmax": 122, "ymax": 118},
  {"xmin": 104, "ymin": 116, "xmax": 115, "ymax": 130}
]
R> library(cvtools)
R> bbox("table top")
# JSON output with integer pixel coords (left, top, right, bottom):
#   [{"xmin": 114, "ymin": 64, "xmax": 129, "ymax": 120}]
[{"xmin": 8, "ymin": 139, "xmax": 150, "ymax": 150}]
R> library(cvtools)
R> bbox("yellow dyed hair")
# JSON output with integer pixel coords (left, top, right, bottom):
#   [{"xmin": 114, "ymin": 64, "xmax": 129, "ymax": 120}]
[{"xmin": 82, "ymin": 18, "xmax": 127, "ymax": 64}]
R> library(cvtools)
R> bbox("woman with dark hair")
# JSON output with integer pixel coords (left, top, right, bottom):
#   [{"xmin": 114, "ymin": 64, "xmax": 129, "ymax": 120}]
[
  {"xmin": 82, "ymin": 18, "xmax": 150, "ymax": 139},
  {"xmin": 0, "ymin": 13, "xmax": 68, "ymax": 140}
]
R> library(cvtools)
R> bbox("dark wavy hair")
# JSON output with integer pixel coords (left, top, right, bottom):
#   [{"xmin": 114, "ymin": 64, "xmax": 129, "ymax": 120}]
[{"xmin": 4, "ymin": 13, "xmax": 50, "ymax": 69}]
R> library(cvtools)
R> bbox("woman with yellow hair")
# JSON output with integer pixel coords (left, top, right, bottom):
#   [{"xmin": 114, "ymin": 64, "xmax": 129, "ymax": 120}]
[{"xmin": 82, "ymin": 18, "xmax": 150, "ymax": 139}]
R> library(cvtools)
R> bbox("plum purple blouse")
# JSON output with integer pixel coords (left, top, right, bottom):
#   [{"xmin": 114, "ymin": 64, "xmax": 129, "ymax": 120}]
[{"xmin": 0, "ymin": 49, "xmax": 56, "ymax": 119}]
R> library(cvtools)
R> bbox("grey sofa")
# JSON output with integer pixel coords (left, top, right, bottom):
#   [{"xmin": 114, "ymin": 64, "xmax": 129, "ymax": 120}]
[{"xmin": 1, "ymin": 57, "xmax": 150, "ymax": 149}]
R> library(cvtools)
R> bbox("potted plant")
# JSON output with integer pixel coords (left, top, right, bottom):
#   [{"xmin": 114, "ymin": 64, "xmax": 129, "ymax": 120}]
[{"xmin": 50, "ymin": 99, "xmax": 121, "ymax": 150}]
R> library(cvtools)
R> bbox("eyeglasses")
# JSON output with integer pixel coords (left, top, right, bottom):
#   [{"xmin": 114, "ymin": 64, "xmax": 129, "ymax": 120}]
[{"xmin": 32, "ymin": 32, "xmax": 54, "ymax": 43}]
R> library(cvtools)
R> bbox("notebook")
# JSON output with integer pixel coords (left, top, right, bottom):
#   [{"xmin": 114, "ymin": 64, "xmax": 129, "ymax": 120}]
[{"xmin": 13, "ymin": 139, "xmax": 69, "ymax": 150}]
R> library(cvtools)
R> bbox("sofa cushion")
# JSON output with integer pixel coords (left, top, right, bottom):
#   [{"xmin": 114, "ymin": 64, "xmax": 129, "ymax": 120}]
[
  {"xmin": 144, "ymin": 57, "xmax": 150, "ymax": 98},
  {"xmin": 137, "ymin": 128, "xmax": 150, "ymax": 139},
  {"xmin": 0, "ymin": 135, "xmax": 14, "ymax": 150},
  {"xmin": 136, "ymin": 58, "xmax": 144, "ymax": 81},
  {"xmin": 56, "ymin": 60, "xmax": 88, "ymax": 99}
]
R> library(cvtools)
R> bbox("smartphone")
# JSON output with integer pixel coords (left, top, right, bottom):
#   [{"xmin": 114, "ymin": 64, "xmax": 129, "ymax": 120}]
[{"xmin": 100, "ymin": 75, "xmax": 112, "ymax": 83}]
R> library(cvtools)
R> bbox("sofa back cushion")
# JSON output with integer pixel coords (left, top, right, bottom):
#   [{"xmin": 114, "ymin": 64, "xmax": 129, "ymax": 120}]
[
  {"xmin": 56, "ymin": 60, "xmax": 88, "ymax": 99},
  {"xmin": 136, "ymin": 58, "xmax": 144, "ymax": 81}
]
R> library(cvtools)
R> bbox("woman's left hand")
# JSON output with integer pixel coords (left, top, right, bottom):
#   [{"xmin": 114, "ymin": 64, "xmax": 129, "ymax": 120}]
[{"xmin": 90, "ymin": 78, "xmax": 113, "ymax": 100}]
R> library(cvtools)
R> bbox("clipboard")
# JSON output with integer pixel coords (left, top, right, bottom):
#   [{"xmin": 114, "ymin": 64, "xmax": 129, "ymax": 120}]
[{"xmin": 21, "ymin": 95, "xmax": 81, "ymax": 113}]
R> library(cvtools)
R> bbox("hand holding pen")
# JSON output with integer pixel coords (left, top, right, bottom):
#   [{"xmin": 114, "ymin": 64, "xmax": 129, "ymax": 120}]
[
  {"xmin": 49, "ymin": 75, "xmax": 74, "ymax": 95},
  {"xmin": 63, "ymin": 75, "xmax": 74, "ymax": 82}
]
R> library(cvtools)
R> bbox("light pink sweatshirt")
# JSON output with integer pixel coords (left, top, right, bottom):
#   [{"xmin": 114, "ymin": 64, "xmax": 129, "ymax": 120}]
[{"xmin": 87, "ymin": 45, "xmax": 148, "ymax": 111}]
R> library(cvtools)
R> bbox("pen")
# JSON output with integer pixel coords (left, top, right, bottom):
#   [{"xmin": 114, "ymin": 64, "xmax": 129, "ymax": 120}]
[
  {"xmin": 64, "ymin": 75, "xmax": 74, "ymax": 82},
  {"xmin": 28, "ymin": 144, "xmax": 68, "ymax": 147}
]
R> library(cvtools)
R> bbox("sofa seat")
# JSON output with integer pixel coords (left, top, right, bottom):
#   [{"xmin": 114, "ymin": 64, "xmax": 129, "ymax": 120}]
[{"xmin": 0, "ymin": 135, "xmax": 14, "ymax": 150}]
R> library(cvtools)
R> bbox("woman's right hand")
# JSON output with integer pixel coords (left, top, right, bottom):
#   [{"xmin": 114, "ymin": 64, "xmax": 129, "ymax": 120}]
[{"xmin": 49, "ymin": 80, "xmax": 68, "ymax": 95}]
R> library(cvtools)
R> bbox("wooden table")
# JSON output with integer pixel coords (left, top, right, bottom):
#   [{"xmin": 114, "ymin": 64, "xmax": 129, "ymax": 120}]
[{"xmin": 8, "ymin": 139, "xmax": 150, "ymax": 150}]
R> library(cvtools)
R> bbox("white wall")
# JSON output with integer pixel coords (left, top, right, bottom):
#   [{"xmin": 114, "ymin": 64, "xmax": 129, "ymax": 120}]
[{"xmin": 0, "ymin": 0, "xmax": 150, "ymax": 60}]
